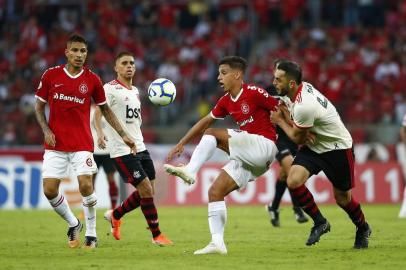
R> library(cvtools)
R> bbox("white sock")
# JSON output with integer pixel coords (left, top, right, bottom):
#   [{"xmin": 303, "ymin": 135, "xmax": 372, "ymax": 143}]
[
  {"xmin": 208, "ymin": 201, "xmax": 227, "ymax": 247},
  {"xmin": 83, "ymin": 193, "xmax": 97, "ymax": 237},
  {"xmin": 186, "ymin": 134, "xmax": 217, "ymax": 174},
  {"xmin": 399, "ymin": 187, "xmax": 406, "ymax": 217},
  {"xmin": 48, "ymin": 194, "xmax": 78, "ymax": 227}
]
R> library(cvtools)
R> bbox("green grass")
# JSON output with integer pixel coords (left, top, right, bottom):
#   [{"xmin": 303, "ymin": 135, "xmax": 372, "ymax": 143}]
[{"xmin": 0, "ymin": 204, "xmax": 405, "ymax": 270}]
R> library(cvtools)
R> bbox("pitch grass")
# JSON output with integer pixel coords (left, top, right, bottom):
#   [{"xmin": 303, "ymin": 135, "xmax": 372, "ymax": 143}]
[{"xmin": 0, "ymin": 204, "xmax": 405, "ymax": 270}]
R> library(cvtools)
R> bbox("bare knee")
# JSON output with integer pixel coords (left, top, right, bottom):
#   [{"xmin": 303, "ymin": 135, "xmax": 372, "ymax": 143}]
[
  {"xmin": 334, "ymin": 189, "xmax": 351, "ymax": 207},
  {"xmin": 208, "ymin": 186, "xmax": 224, "ymax": 202},
  {"xmin": 137, "ymin": 179, "xmax": 153, "ymax": 198},
  {"xmin": 78, "ymin": 178, "xmax": 94, "ymax": 196},
  {"xmin": 43, "ymin": 182, "xmax": 59, "ymax": 199},
  {"xmin": 286, "ymin": 165, "xmax": 309, "ymax": 189}
]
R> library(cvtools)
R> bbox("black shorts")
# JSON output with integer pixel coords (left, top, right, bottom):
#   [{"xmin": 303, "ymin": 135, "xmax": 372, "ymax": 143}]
[
  {"xmin": 94, "ymin": 154, "xmax": 116, "ymax": 174},
  {"xmin": 292, "ymin": 146, "xmax": 355, "ymax": 191},
  {"xmin": 275, "ymin": 128, "xmax": 298, "ymax": 162},
  {"xmin": 112, "ymin": 150, "xmax": 156, "ymax": 187}
]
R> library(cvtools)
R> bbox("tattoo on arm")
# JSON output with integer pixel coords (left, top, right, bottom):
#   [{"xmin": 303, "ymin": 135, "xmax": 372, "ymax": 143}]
[{"xmin": 99, "ymin": 104, "xmax": 126, "ymax": 137}]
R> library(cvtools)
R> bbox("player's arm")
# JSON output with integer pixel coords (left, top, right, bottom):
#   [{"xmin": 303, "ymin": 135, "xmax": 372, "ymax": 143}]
[
  {"xmin": 271, "ymin": 107, "xmax": 314, "ymax": 145},
  {"xmin": 93, "ymin": 106, "xmax": 107, "ymax": 149},
  {"xmin": 34, "ymin": 99, "xmax": 56, "ymax": 147},
  {"xmin": 400, "ymin": 125, "xmax": 406, "ymax": 145},
  {"xmin": 166, "ymin": 114, "xmax": 216, "ymax": 161},
  {"xmin": 98, "ymin": 103, "xmax": 136, "ymax": 153}
]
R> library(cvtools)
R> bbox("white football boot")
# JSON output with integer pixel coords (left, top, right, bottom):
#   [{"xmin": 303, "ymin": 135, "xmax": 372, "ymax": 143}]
[
  {"xmin": 193, "ymin": 242, "xmax": 227, "ymax": 255},
  {"xmin": 163, "ymin": 164, "xmax": 196, "ymax": 185}
]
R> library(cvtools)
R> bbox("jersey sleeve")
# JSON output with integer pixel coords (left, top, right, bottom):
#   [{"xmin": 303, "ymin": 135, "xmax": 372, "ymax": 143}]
[
  {"xmin": 103, "ymin": 84, "xmax": 115, "ymax": 107},
  {"xmin": 35, "ymin": 70, "xmax": 51, "ymax": 103},
  {"xmin": 92, "ymin": 74, "xmax": 106, "ymax": 105},
  {"xmin": 210, "ymin": 95, "xmax": 228, "ymax": 119},
  {"xmin": 292, "ymin": 103, "xmax": 315, "ymax": 128}
]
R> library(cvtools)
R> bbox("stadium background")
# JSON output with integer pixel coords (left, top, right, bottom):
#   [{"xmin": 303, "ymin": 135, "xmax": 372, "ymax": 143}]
[{"xmin": 0, "ymin": 0, "xmax": 405, "ymax": 210}]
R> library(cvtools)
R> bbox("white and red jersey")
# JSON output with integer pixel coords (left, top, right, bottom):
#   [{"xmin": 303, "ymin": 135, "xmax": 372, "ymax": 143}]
[
  {"xmin": 35, "ymin": 65, "xmax": 106, "ymax": 152},
  {"xmin": 290, "ymin": 81, "xmax": 352, "ymax": 153},
  {"xmin": 103, "ymin": 79, "xmax": 146, "ymax": 158},
  {"xmin": 211, "ymin": 83, "xmax": 278, "ymax": 141}
]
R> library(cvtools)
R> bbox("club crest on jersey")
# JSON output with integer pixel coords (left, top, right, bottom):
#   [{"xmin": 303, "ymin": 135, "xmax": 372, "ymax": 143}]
[
  {"xmin": 241, "ymin": 103, "xmax": 250, "ymax": 114},
  {"xmin": 86, "ymin": 157, "xmax": 93, "ymax": 167},
  {"xmin": 79, "ymin": 83, "xmax": 88, "ymax": 94}
]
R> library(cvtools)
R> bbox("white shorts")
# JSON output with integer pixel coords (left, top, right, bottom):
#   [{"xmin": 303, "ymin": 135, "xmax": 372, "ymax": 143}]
[
  {"xmin": 223, "ymin": 129, "xmax": 277, "ymax": 189},
  {"xmin": 42, "ymin": 150, "xmax": 97, "ymax": 179}
]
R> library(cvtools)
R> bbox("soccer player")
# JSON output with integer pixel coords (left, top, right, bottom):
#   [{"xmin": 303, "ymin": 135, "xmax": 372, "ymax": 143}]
[
  {"xmin": 265, "ymin": 84, "xmax": 308, "ymax": 227},
  {"xmin": 96, "ymin": 51, "xmax": 172, "ymax": 246},
  {"xmin": 34, "ymin": 34, "xmax": 135, "ymax": 249},
  {"xmin": 90, "ymin": 105, "xmax": 119, "ymax": 209},
  {"xmin": 270, "ymin": 60, "xmax": 372, "ymax": 248},
  {"xmin": 399, "ymin": 113, "xmax": 406, "ymax": 218},
  {"xmin": 164, "ymin": 56, "xmax": 279, "ymax": 255}
]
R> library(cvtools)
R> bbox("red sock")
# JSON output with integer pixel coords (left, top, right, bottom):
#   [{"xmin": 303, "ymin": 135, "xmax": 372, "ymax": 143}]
[
  {"xmin": 289, "ymin": 185, "xmax": 326, "ymax": 224},
  {"xmin": 340, "ymin": 197, "xmax": 366, "ymax": 228},
  {"xmin": 109, "ymin": 181, "xmax": 119, "ymax": 209},
  {"xmin": 113, "ymin": 190, "xmax": 140, "ymax": 220},
  {"xmin": 140, "ymin": 197, "xmax": 161, "ymax": 238}
]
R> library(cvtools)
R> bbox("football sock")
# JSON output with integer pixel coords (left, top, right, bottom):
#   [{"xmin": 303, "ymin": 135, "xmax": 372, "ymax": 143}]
[
  {"xmin": 48, "ymin": 194, "xmax": 78, "ymax": 227},
  {"xmin": 271, "ymin": 180, "xmax": 287, "ymax": 210},
  {"xmin": 186, "ymin": 134, "xmax": 217, "ymax": 175},
  {"xmin": 339, "ymin": 197, "xmax": 366, "ymax": 229},
  {"xmin": 140, "ymin": 197, "xmax": 161, "ymax": 238},
  {"xmin": 289, "ymin": 188, "xmax": 301, "ymax": 208},
  {"xmin": 83, "ymin": 192, "xmax": 97, "ymax": 237},
  {"xmin": 208, "ymin": 201, "xmax": 227, "ymax": 247},
  {"xmin": 108, "ymin": 180, "xmax": 119, "ymax": 209},
  {"xmin": 113, "ymin": 190, "xmax": 140, "ymax": 220},
  {"xmin": 289, "ymin": 185, "xmax": 326, "ymax": 224}
]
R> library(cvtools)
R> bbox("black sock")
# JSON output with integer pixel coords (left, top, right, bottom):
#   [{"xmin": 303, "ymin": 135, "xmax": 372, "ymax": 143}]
[{"xmin": 271, "ymin": 180, "xmax": 287, "ymax": 210}]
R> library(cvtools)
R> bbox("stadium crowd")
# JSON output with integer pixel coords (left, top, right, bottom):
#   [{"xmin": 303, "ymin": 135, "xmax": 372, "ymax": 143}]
[{"xmin": 0, "ymin": 0, "xmax": 406, "ymax": 145}]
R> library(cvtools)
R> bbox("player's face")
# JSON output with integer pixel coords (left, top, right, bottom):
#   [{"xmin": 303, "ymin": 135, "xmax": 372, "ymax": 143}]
[
  {"xmin": 273, "ymin": 69, "xmax": 290, "ymax": 96},
  {"xmin": 65, "ymin": 42, "xmax": 87, "ymax": 69},
  {"xmin": 115, "ymin": 55, "xmax": 135, "ymax": 80},
  {"xmin": 217, "ymin": 64, "xmax": 241, "ymax": 92}
]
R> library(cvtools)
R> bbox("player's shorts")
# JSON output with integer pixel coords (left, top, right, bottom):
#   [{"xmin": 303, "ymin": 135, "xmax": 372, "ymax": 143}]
[
  {"xmin": 292, "ymin": 146, "xmax": 355, "ymax": 191},
  {"xmin": 223, "ymin": 129, "xmax": 277, "ymax": 190},
  {"xmin": 275, "ymin": 137, "xmax": 298, "ymax": 162},
  {"xmin": 94, "ymin": 154, "xmax": 116, "ymax": 174},
  {"xmin": 42, "ymin": 150, "xmax": 97, "ymax": 179},
  {"xmin": 112, "ymin": 150, "xmax": 155, "ymax": 187}
]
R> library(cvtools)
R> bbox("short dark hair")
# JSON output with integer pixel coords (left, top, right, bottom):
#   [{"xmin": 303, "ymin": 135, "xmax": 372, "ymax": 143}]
[
  {"xmin": 276, "ymin": 60, "xmax": 302, "ymax": 84},
  {"xmin": 219, "ymin": 56, "xmax": 247, "ymax": 72},
  {"xmin": 115, "ymin": 51, "xmax": 134, "ymax": 62},
  {"xmin": 67, "ymin": 34, "xmax": 88, "ymax": 47}
]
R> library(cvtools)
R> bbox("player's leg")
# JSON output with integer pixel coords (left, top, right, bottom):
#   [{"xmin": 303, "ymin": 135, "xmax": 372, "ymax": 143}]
[
  {"xmin": 328, "ymin": 148, "xmax": 371, "ymax": 248},
  {"xmin": 102, "ymin": 156, "xmax": 119, "ymax": 209},
  {"xmin": 74, "ymin": 152, "xmax": 98, "ymax": 248},
  {"xmin": 287, "ymin": 147, "xmax": 330, "ymax": 245},
  {"xmin": 164, "ymin": 128, "xmax": 230, "ymax": 184},
  {"xmin": 42, "ymin": 150, "xmax": 81, "ymax": 248},
  {"xmin": 194, "ymin": 169, "xmax": 239, "ymax": 255},
  {"xmin": 399, "ymin": 186, "xmax": 406, "ymax": 218}
]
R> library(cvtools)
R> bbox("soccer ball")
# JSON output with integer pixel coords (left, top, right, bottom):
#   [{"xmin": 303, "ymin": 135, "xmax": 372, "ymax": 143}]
[{"xmin": 148, "ymin": 78, "xmax": 176, "ymax": 106}]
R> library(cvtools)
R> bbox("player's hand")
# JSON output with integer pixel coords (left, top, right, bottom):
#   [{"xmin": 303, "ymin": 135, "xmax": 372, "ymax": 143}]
[
  {"xmin": 122, "ymin": 135, "xmax": 137, "ymax": 154},
  {"xmin": 97, "ymin": 134, "xmax": 107, "ymax": 149},
  {"xmin": 305, "ymin": 131, "xmax": 317, "ymax": 145},
  {"xmin": 166, "ymin": 143, "xmax": 184, "ymax": 161},
  {"xmin": 270, "ymin": 108, "xmax": 284, "ymax": 125},
  {"xmin": 44, "ymin": 129, "xmax": 56, "ymax": 148}
]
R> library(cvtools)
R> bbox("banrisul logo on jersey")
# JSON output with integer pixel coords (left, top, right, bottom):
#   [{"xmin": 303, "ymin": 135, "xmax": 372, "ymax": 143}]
[{"xmin": 53, "ymin": 93, "xmax": 85, "ymax": 104}]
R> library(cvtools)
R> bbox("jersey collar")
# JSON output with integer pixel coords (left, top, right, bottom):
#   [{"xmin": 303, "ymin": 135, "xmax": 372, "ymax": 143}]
[
  {"xmin": 291, "ymin": 83, "xmax": 303, "ymax": 102},
  {"xmin": 63, "ymin": 65, "xmax": 84, "ymax": 78},
  {"xmin": 115, "ymin": 79, "xmax": 132, "ymax": 90},
  {"xmin": 230, "ymin": 86, "xmax": 244, "ymax": 102}
]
